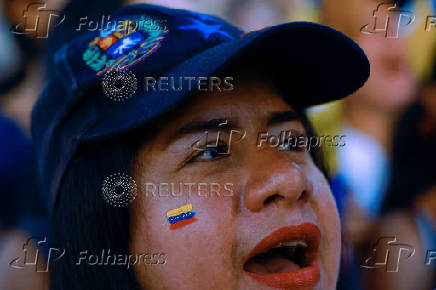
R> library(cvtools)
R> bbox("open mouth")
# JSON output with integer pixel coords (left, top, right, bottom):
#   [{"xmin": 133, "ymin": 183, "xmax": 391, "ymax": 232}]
[
  {"xmin": 244, "ymin": 239, "xmax": 311, "ymax": 273},
  {"xmin": 243, "ymin": 223, "xmax": 321, "ymax": 289}
]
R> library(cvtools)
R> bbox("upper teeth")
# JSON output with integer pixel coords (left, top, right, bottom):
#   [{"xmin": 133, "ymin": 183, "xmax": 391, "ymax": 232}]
[{"xmin": 274, "ymin": 240, "xmax": 308, "ymax": 248}]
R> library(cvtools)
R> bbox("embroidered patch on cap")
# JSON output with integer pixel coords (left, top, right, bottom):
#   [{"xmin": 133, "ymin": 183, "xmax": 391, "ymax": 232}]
[{"xmin": 82, "ymin": 16, "xmax": 168, "ymax": 75}]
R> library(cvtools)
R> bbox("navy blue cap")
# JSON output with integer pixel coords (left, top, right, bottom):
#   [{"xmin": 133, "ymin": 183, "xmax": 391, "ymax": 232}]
[{"xmin": 31, "ymin": 4, "xmax": 370, "ymax": 209}]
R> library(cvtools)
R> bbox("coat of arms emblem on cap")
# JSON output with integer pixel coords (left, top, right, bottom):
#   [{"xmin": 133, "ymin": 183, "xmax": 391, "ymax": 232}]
[{"xmin": 82, "ymin": 15, "xmax": 168, "ymax": 75}]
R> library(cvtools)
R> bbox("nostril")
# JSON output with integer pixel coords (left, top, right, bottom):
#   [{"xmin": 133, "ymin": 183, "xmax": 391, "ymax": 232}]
[
  {"xmin": 298, "ymin": 190, "xmax": 309, "ymax": 202},
  {"xmin": 263, "ymin": 194, "xmax": 282, "ymax": 205}
]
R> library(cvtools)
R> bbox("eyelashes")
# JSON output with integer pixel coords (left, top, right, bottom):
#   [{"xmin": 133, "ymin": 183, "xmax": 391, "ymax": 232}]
[
  {"xmin": 185, "ymin": 140, "xmax": 305, "ymax": 165},
  {"xmin": 187, "ymin": 143, "xmax": 229, "ymax": 163},
  {"xmin": 278, "ymin": 140, "xmax": 307, "ymax": 152},
  {"xmin": 183, "ymin": 131, "xmax": 308, "ymax": 166}
]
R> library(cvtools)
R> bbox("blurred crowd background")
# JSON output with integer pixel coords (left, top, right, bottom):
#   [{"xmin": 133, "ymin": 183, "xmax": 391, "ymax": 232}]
[{"xmin": 0, "ymin": 0, "xmax": 435, "ymax": 289}]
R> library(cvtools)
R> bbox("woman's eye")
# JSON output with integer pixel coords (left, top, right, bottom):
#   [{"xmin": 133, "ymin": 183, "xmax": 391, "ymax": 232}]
[
  {"xmin": 188, "ymin": 144, "xmax": 229, "ymax": 162},
  {"xmin": 279, "ymin": 140, "xmax": 306, "ymax": 152}
]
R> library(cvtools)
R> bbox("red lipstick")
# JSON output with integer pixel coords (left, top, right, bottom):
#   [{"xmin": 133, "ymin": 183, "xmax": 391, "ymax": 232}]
[{"xmin": 244, "ymin": 222, "xmax": 321, "ymax": 289}]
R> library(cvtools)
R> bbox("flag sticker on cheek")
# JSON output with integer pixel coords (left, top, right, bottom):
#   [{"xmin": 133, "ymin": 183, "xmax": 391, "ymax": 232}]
[{"xmin": 167, "ymin": 203, "xmax": 198, "ymax": 230}]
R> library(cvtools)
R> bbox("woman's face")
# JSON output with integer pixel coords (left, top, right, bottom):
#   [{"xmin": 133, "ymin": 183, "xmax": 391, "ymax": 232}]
[{"xmin": 130, "ymin": 81, "xmax": 340, "ymax": 290}]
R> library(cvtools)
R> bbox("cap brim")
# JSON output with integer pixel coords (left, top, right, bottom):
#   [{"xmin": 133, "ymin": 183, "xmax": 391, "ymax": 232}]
[{"xmin": 83, "ymin": 22, "xmax": 369, "ymax": 141}]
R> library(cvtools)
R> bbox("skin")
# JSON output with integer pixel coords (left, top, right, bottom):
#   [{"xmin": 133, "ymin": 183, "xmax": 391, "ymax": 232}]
[
  {"xmin": 351, "ymin": 34, "xmax": 415, "ymax": 113},
  {"xmin": 130, "ymin": 80, "xmax": 341, "ymax": 290}
]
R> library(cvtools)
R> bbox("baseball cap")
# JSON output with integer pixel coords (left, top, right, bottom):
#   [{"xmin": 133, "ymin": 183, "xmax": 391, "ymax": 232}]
[{"xmin": 31, "ymin": 4, "xmax": 370, "ymax": 209}]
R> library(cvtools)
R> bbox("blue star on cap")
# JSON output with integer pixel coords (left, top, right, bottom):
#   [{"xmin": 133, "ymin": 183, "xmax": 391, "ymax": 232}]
[{"xmin": 178, "ymin": 16, "xmax": 234, "ymax": 41}]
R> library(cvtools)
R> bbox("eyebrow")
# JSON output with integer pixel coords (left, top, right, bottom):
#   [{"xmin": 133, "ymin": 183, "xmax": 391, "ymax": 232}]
[
  {"xmin": 165, "ymin": 118, "xmax": 238, "ymax": 146},
  {"xmin": 267, "ymin": 111, "xmax": 303, "ymax": 126},
  {"xmin": 165, "ymin": 111, "xmax": 303, "ymax": 146}
]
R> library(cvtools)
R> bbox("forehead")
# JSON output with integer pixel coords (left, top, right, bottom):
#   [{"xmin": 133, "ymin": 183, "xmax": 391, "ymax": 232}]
[
  {"xmin": 139, "ymin": 79, "xmax": 310, "ymax": 154},
  {"xmin": 181, "ymin": 79, "xmax": 293, "ymax": 123},
  {"xmin": 138, "ymin": 78, "xmax": 306, "ymax": 151}
]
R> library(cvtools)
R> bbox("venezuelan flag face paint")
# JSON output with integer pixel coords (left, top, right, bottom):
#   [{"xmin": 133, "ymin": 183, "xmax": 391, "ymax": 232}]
[{"xmin": 167, "ymin": 203, "xmax": 198, "ymax": 230}]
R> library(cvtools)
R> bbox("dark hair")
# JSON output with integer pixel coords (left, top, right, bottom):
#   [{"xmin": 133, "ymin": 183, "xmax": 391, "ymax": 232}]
[
  {"xmin": 382, "ymin": 100, "xmax": 436, "ymax": 212},
  {"xmin": 50, "ymin": 132, "xmax": 143, "ymax": 290}
]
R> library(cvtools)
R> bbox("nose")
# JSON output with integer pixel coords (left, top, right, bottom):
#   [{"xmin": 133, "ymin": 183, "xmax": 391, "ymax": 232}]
[{"xmin": 243, "ymin": 151, "xmax": 313, "ymax": 212}]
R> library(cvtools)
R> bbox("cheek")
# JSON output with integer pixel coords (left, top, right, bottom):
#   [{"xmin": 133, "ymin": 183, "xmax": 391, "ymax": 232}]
[
  {"xmin": 130, "ymin": 187, "xmax": 236, "ymax": 289},
  {"xmin": 310, "ymin": 170, "xmax": 341, "ymax": 288}
]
